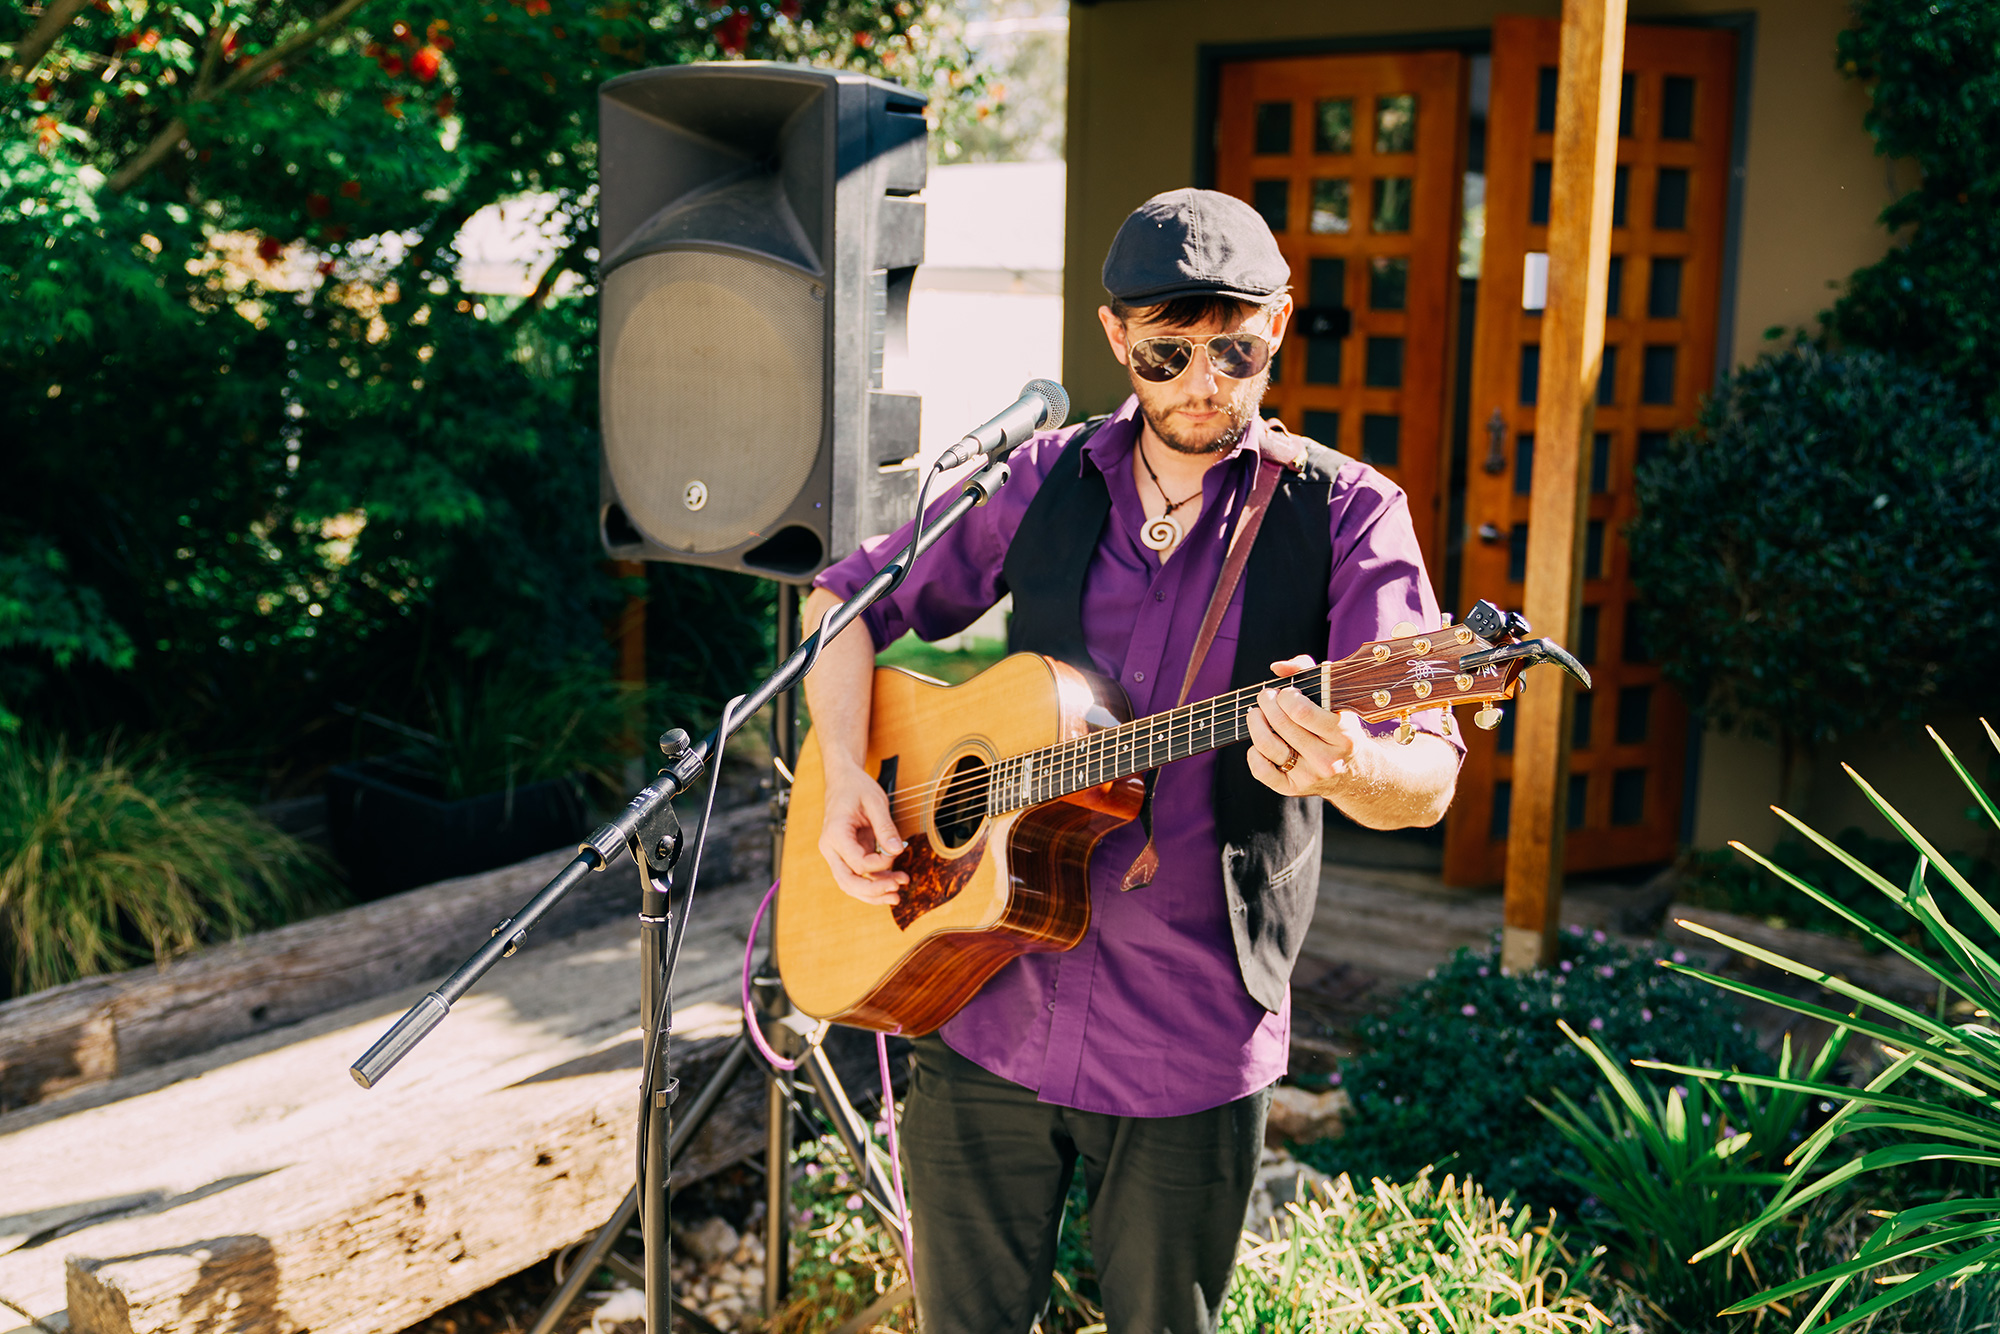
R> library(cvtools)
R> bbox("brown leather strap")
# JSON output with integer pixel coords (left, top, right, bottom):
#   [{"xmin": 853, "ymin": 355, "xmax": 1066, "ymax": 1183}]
[{"xmin": 1121, "ymin": 428, "xmax": 1302, "ymax": 891}]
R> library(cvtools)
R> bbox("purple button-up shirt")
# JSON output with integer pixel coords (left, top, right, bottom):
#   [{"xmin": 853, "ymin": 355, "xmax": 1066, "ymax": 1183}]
[{"xmin": 815, "ymin": 397, "xmax": 1456, "ymax": 1117}]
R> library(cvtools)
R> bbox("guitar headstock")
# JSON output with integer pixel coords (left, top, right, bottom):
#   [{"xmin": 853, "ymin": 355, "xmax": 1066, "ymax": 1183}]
[{"xmin": 1323, "ymin": 600, "xmax": 1593, "ymax": 742}]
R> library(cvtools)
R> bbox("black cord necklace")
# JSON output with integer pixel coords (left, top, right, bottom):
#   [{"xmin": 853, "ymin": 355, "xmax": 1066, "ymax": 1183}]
[{"xmin": 1137, "ymin": 443, "xmax": 1200, "ymax": 552}]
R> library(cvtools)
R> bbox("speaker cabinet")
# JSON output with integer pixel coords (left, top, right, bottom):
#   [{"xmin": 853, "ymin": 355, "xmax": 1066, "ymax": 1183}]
[{"xmin": 597, "ymin": 63, "xmax": 926, "ymax": 582}]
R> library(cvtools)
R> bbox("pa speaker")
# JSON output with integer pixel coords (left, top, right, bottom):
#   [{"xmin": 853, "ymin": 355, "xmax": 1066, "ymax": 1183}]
[{"xmin": 597, "ymin": 63, "xmax": 926, "ymax": 582}]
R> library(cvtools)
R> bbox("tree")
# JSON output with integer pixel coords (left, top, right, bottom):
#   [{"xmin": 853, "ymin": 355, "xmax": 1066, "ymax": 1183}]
[
  {"xmin": 1, "ymin": 0, "xmax": 980, "ymax": 786},
  {"xmin": 1626, "ymin": 341, "xmax": 2000, "ymax": 794},
  {"xmin": 1826, "ymin": 0, "xmax": 2000, "ymax": 418}
]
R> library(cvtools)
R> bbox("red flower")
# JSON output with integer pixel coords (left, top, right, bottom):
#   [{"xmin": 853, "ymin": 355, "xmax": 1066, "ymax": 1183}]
[
  {"xmin": 318, "ymin": 260, "xmax": 337, "ymax": 276},
  {"xmin": 222, "ymin": 30, "xmax": 240, "ymax": 55},
  {"xmin": 435, "ymin": 94, "xmax": 456, "ymax": 116},
  {"xmin": 34, "ymin": 80, "xmax": 53, "ymax": 101},
  {"xmin": 383, "ymin": 93, "xmax": 405, "ymax": 117},
  {"xmin": 339, "ymin": 179, "xmax": 361, "ymax": 198},
  {"xmin": 306, "ymin": 192, "xmax": 331, "ymax": 217},
  {"xmin": 777, "ymin": 0, "xmax": 799, "ymax": 18},
  {"xmin": 379, "ymin": 51, "xmax": 404, "ymax": 74},
  {"xmin": 136, "ymin": 29, "xmax": 159, "ymax": 50},
  {"xmin": 853, "ymin": 28, "xmax": 871, "ymax": 47},
  {"xmin": 411, "ymin": 45, "xmax": 442, "ymax": 80},
  {"xmin": 257, "ymin": 236, "xmax": 284, "ymax": 263},
  {"xmin": 715, "ymin": 9, "xmax": 750, "ymax": 50}
]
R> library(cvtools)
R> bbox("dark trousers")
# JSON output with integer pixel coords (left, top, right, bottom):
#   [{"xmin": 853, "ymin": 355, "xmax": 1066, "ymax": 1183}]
[{"xmin": 897, "ymin": 1036, "xmax": 1270, "ymax": 1334}]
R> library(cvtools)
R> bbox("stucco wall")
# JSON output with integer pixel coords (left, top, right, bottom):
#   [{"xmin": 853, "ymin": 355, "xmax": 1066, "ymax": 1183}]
[{"xmin": 1064, "ymin": 0, "xmax": 1940, "ymax": 858}]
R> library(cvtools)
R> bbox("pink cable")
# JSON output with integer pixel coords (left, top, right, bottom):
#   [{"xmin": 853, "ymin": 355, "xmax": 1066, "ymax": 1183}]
[
  {"xmin": 741, "ymin": 880, "xmax": 916, "ymax": 1275},
  {"xmin": 742, "ymin": 880, "xmax": 801, "ymax": 1071},
  {"xmin": 876, "ymin": 1031, "xmax": 915, "ymax": 1267}
]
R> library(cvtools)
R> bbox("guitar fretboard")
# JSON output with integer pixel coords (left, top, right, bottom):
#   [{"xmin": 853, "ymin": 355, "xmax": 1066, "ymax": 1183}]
[{"xmin": 985, "ymin": 670, "xmax": 1334, "ymax": 815}]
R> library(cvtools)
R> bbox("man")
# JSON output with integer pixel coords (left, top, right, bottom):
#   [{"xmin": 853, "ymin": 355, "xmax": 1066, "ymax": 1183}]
[{"xmin": 800, "ymin": 188, "xmax": 1461, "ymax": 1333}]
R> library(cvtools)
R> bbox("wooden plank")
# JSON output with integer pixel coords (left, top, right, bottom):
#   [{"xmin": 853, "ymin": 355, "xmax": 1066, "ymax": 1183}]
[
  {"xmin": 1501, "ymin": 0, "xmax": 1628, "ymax": 973},
  {"xmin": 0, "ymin": 799, "xmax": 772, "ymax": 1113}
]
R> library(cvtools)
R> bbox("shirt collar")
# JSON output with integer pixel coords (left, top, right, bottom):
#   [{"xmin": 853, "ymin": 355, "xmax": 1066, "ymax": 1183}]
[{"xmin": 1078, "ymin": 395, "xmax": 1266, "ymax": 477}]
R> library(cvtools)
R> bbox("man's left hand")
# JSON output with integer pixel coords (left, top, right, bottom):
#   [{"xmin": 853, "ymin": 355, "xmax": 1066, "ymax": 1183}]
[{"xmin": 1244, "ymin": 654, "xmax": 1372, "ymax": 799}]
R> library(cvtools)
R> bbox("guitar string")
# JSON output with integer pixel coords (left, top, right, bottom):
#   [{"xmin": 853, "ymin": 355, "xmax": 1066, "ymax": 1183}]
[
  {"xmin": 884, "ymin": 652, "xmax": 1474, "ymax": 828},
  {"xmin": 880, "ymin": 678, "xmax": 1288, "ymax": 829},
  {"xmin": 879, "ymin": 649, "xmax": 1482, "ymax": 830}
]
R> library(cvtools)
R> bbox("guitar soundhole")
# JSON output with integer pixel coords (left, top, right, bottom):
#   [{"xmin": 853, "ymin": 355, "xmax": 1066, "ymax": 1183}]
[{"xmin": 934, "ymin": 754, "xmax": 991, "ymax": 851}]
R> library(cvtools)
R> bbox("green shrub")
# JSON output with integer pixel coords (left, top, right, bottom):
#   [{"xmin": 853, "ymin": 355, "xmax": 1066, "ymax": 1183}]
[
  {"xmin": 1829, "ymin": 0, "xmax": 2000, "ymax": 418},
  {"xmin": 1220, "ymin": 1169, "xmax": 1608, "ymax": 1333},
  {"xmin": 409, "ymin": 661, "xmax": 649, "ymax": 801},
  {"xmin": 1299, "ymin": 930, "xmax": 1762, "ymax": 1216},
  {"xmin": 0, "ymin": 733, "xmax": 339, "ymax": 995},
  {"xmin": 1627, "ymin": 341, "xmax": 2000, "ymax": 756}
]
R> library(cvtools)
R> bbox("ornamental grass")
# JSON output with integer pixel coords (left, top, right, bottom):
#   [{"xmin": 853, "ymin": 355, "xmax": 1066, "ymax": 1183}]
[
  {"xmin": 0, "ymin": 733, "xmax": 337, "ymax": 995},
  {"xmin": 1219, "ymin": 1169, "xmax": 1611, "ymax": 1333}
]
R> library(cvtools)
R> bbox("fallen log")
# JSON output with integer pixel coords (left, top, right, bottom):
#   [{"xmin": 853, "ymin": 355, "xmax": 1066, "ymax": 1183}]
[
  {"xmin": 0, "ymin": 798, "xmax": 772, "ymax": 1113},
  {"xmin": 1, "ymin": 854, "xmax": 830, "ymax": 1334}
]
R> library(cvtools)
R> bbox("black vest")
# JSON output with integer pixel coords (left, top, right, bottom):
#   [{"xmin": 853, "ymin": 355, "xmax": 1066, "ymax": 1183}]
[{"xmin": 998, "ymin": 423, "xmax": 1343, "ymax": 1012}]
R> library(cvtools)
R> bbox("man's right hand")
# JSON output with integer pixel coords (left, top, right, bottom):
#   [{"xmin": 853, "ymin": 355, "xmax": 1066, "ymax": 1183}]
[{"xmin": 818, "ymin": 758, "xmax": 910, "ymax": 906}]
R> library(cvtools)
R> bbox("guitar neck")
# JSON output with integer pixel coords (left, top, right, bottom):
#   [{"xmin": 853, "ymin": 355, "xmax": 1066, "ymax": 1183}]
[{"xmin": 987, "ymin": 666, "xmax": 1347, "ymax": 815}]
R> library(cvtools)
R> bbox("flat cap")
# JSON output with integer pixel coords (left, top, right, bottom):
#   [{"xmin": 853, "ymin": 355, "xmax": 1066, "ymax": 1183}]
[{"xmin": 1101, "ymin": 188, "xmax": 1291, "ymax": 305}]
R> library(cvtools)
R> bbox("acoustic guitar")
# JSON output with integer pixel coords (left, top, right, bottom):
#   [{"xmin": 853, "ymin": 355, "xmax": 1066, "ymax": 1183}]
[{"xmin": 774, "ymin": 600, "xmax": 1588, "ymax": 1035}]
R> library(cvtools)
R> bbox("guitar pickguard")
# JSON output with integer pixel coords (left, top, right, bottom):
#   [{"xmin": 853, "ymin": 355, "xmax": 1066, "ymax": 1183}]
[{"xmin": 889, "ymin": 828, "xmax": 988, "ymax": 930}]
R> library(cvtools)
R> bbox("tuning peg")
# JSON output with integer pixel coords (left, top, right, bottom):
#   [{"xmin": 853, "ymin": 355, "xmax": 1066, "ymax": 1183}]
[
  {"xmin": 1474, "ymin": 704, "xmax": 1503, "ymax": 730},
  {"xmin": 1391, "ymin": 620, "xmax": 1416, "ymax": 638},
  {"xmin": 1395, "ymin": 717, "xmax": 1416, "ymax": 745}
]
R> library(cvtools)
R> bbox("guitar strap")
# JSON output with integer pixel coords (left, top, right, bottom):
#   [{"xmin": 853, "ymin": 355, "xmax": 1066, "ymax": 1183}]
[{"xmin": 1119, "ymin": 423, "xmax": 1304, "ymax": 892}]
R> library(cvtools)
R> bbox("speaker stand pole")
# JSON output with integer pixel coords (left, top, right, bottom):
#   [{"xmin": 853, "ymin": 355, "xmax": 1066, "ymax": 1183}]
[{"xmin": 762, "ymin": 583, "xmax": 800, "ymax": 1321}]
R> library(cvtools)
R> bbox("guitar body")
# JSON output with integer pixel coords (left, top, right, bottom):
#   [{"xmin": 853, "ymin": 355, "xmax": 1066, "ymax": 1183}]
[{"xmin": 776, "ymin": 653, "xmax": 1144, "ymax": 1035}]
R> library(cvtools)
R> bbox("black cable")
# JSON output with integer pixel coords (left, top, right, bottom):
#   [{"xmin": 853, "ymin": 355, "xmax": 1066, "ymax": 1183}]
[
  {"xmin": 625, "ymin": 453, "xmax": 950, "ymax": 1227},
  {"xmin": 633, "ymin": 693, "xmax": 737, "ymax": 1225}
]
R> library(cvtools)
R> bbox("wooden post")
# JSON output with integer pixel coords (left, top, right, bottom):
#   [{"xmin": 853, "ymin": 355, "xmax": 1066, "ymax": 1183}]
[
  {"xmin": 1501, "ymin": 0, "xmax": 1626, "ymax": 973},
  {"xmin": 612, "ymin": 559, "xmax": 648, "ymax": 688},
  {"xmin": 611, "ymin": 560, "xmax": 647, "ymax": 788}
]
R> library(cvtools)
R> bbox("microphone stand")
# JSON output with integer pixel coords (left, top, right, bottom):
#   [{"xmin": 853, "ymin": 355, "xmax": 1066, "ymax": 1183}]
[{"xmin": 348, "ymin": 451, "xmax": 1021, "ymax": 1331}]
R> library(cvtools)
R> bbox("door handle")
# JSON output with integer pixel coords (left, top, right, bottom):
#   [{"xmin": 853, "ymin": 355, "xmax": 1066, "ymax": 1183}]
[{"xmin": 1482, "ymin": 407, "xmax": 1508, "ymax": 475}]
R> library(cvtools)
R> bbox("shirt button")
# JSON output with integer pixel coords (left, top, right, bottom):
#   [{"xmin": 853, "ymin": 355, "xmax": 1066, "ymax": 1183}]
[
  {"xmin": 1133, "ymin": 670, "xmax": 1145, "ymax": 682},
  {"xmin": 1155, "ymin": 590, "xmax": 1166, "ymax": 602},
  {"xmin": 1047, "ymin": 1001, "xmax": 1057, "ymax": 1011}
]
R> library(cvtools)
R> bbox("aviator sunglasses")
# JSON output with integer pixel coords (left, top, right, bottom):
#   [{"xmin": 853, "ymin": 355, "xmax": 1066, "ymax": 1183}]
[{"xmin": 1127, "ymin": 330, "xmax": 1275, "ymax": 383}]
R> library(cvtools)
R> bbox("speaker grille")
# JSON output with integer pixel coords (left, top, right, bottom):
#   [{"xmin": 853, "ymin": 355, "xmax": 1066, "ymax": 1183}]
[{"xmin": 602, "ymin": 250, "xmax": 825, "ymax": 554}]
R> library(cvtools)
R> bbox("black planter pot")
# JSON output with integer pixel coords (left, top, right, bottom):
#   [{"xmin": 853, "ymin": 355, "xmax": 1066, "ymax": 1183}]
[{"xmin": 325, "ymin": 756, "xmax": 590, "ymax": 898}]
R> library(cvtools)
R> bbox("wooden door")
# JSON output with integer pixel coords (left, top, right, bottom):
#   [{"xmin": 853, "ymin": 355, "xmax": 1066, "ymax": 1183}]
[
  {"xmin": 1443, "ymin": 17, "xmax": 1736, "ymax": 884},
  {"xmin": 1215, "ymin": 52, "xmax": 1467, "ymax": 572}
]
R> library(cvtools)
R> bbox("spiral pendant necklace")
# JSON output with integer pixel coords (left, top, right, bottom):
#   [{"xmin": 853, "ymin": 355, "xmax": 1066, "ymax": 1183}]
[{"xmin": 1138, "ymin": 445, "xmax": 1199, "ymax": 552}]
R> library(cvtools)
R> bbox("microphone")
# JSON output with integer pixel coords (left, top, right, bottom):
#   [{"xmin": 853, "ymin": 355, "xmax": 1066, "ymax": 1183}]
[{"xmin": 935, "ymin": 379, "xmax": 1070, "ymax": 470}]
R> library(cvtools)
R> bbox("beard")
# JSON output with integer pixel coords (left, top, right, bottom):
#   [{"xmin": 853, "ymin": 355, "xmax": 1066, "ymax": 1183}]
[{"xmin": 1132, "ymin": 367, "xmax": 1272, "ymax": 456}]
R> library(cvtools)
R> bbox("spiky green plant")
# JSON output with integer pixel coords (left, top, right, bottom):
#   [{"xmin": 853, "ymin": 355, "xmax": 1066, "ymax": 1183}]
[
  {"xmin": 1636, "ymin": 721, "xmax": 2000, "ymax": 1331},
  {"xmin": 1219, "ymin": 1169, "xmax": 1611, "ymax": 1332},
  {"xmin": 0, "ymin": 734, "xmax": 338, "ymax": 994},
  {"xmin": 1537, "ymin": 1022, "xmax": 1845, "ymax": 1330}
]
